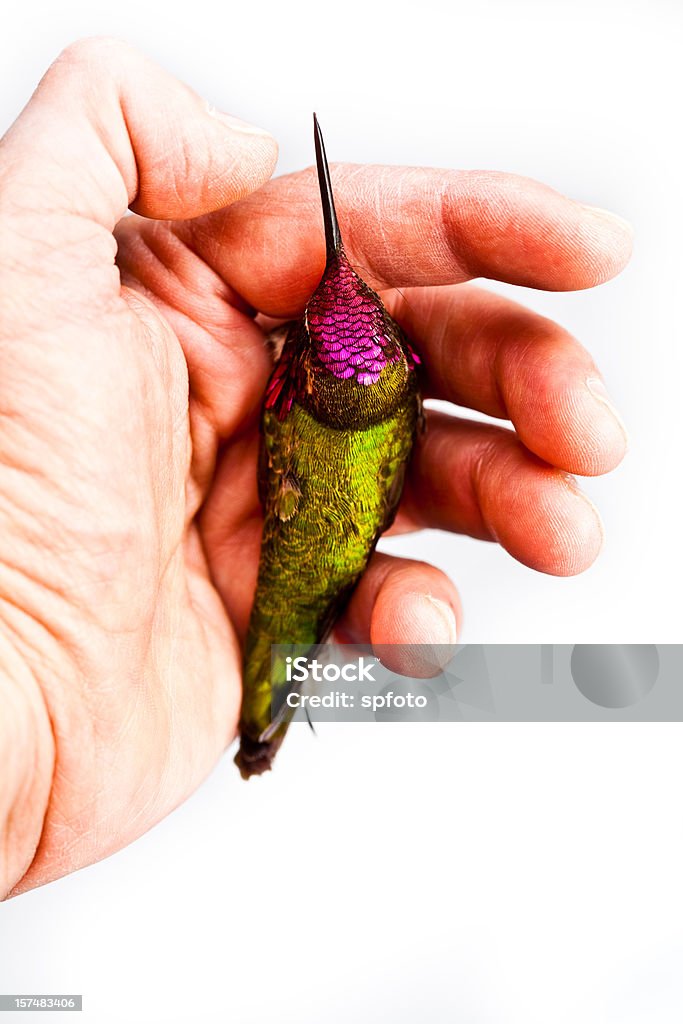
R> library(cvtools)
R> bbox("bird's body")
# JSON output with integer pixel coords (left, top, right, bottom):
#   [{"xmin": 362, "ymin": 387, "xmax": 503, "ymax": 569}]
[{"xmin": 235, "ymin": 117, "xmax": 421, "ymax": 778}]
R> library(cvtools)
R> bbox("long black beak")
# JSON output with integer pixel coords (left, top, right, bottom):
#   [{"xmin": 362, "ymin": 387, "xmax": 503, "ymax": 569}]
[{"xmin": 313, "ymin": 113, "xmax": 342, "ymax": 261}]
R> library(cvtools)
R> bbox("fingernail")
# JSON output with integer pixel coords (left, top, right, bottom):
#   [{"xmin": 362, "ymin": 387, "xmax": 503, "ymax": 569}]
[
  {"xmin": 408, "ymin": 593, "xmax": 458, "ymax": 645},
  {"xmin": 206, "ymin": 104, "xmax": 273, "ymax": 137},
  {"xmin": 580, "ymin": 491, "xmax": 606, "ymax": 559},
  {"xmin": 581, "ymin": 204, "xmax": 634, "ymax": 237},
  {"xmin": 586, "ymin": 377, "xmax": 630, "ymax": 448}
]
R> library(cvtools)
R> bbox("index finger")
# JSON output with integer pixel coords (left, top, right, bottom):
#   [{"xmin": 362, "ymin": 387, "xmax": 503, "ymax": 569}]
[{"xmin": 181, "ymin": 164, "xmax": 633, "ymax": 317}]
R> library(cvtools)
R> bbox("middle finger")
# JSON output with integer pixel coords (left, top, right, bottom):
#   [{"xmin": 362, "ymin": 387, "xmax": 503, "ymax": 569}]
[{"xmin": 384, "ymin": 282, "xmax": 628, "ymax": 476}]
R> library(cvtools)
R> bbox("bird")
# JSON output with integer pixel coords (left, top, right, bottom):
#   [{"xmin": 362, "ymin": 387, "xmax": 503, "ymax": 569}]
[{"xmin": 235, "ymin": 114, "xmax": 422, "ymax": 779}]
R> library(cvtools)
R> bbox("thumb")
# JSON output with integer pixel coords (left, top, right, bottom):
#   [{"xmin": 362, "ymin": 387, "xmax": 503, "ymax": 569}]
[{"xmin": 0, "ymin": 36, "xmax": 278, "ymax": 227}]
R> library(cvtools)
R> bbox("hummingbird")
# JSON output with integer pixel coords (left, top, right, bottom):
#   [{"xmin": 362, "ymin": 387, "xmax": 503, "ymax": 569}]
[{"xmin": 235, "ymin": 114, "xmax": 422, "ymax": 779}]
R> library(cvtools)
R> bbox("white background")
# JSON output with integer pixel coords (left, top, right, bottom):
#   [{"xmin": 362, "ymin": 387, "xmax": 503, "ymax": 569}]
[{"xmin": 0, "ymin": 0, "xmax": 681, "ymax": 1021}]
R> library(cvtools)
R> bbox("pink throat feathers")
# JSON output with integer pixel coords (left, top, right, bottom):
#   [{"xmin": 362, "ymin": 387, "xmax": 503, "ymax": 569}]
[{"xmin": 306, "ymin": 254, "xmax": 401, "ymax": 385}]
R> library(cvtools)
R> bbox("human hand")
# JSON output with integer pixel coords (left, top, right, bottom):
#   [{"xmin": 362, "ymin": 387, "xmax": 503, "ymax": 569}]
[{"xmin": 0, "ymin": 39, "xmax": 630, "ymax": 898}]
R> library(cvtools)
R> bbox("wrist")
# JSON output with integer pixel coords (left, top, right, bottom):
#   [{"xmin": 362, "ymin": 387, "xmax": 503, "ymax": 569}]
[{"xmin": 0, "ymin": 631, "xmax": 54, "ymax": 899}]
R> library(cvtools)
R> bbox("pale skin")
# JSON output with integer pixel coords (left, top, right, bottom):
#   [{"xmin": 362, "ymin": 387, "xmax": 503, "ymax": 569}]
[{"xmin": 0, "ymin": 39, "xmax": 631, "ymax": 899}]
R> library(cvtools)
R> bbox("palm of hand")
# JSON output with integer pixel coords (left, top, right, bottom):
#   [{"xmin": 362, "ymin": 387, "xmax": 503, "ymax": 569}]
[{"xmin": 0, "ymin": 246, "xmax": 250, "ymax": 893}]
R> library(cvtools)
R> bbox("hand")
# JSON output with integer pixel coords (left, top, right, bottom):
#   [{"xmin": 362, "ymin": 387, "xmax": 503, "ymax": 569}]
[{"xmin": 0, "ymin": 39, "xmax": 631, "ymax": 898}]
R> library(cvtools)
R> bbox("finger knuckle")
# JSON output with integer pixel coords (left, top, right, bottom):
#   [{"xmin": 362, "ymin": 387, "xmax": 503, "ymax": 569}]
[{"xmin": 51, "ymin": 36, "xmax": 133, "ymax": 78}]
